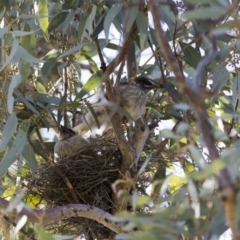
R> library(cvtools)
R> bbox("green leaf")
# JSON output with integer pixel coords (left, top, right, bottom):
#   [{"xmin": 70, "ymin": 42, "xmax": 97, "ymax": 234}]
[
  {"xmin": 0, "ymin": 27, "xmax": 7, "ymax": 39},
  {"xmin": 188, "ymin": 145, "xmax": 207, "ymax": 169},
  {"xmin": 0, "ymin": 38, "xmax": 19, "ymax": 72},
  {"xmin": 75, "ymin": 72, "xmax": 102, "ymax": 100},
  {"xmin": 212, "ymin": 63, "xmax": 230, "ymax": 92},
  {"xmin": 38, "ymin": 0, "xmax": 48, "ymax": 37},
  {"xmin": 189, "ymin": 160, "xmax": 226, "ymax": 180},
  {"xmin": 8, "ymin": 74, "xmax": 22, "ymax": 114},
  {"xmin": 19, "ymin": 60, "xmax": 32, "ymax": 79},
  {"xmin": 180, "ymin": 42, "xmax": 201, "ymax": 69},
  {"xmin": 183, "ymin": 7, "xmax": 227, "ymax": 20},
  {"xmin": 13, "ymin": 30, "xmax": 36, "ymax": 37},
  {"xmin": 187, "ymin": 180, "xmax": 198, "ymax": 203},
  {"xmin": 36, "ymin": 82, "xmax": 47, "ymax": 93},
  {"xmin": 160, "ymin": 129, "xmax": 178, "ymax": 139},
  {"xmin": 104, "ymin": 4, "xmax": 122, "ymax": 41},
  {"xmin": 125, "ymin": 5, "xmax": 138, "ymax": 33},
  {"xmin": 58, "ymin": 43, "xmax": 84, "ymax": 59},
  {"xmin": 159, "ymin": 5, "xmax": 176, "ymax": 35},
  {"xmin": 77, "ymin": 14, "xmax": 88, "ymax": 42},
  {"xmin": 91, "ymin": 15, "xmax": 105, "ymax": 40},
  {"xmin": 41, "ymin": 58, "xmax": 57, "ymax": 75},
  {"xmin": 62, "ymin": 0, "xmax": 79, "ymax": 10},
  {"xmin": 108, "ymin": 105, "xmax": 134, "ymax": 121},
  {"xmin": 85, "ymin": 101, "xmax": 100, "ymax": 129},
  {"xmin": 136, "ymin": 12, "xmax": 148, "ymax": 48},
  {"xmin": 62, "ymin": 9, "xmax": 77, "ymax": 35},
  {"xmin": 48, "ymin": 12, "xmax": 68, "ymax": 33},
  {"xmin": 14, "ymin": 89, "xmax": 40, "ymax": 115},
  {"xmin": 85, "ymin": 5, "xmax": 97, "ymax": 35},
  {"xmin": 22, "ymin": 142, "xmax": 37, "ymax": 177},
  {"xmin": 82, "ymin": 53, "xmax": 98, "ymax": 73},
  {"xmin": 57, "ymin": 95, "xmax": 67, "ymax": 126},
  {"xmin": 174, "ymin": 103, "xmax": 191, "ymax": 111},
  {"xmin": 13, "ymin": 45, "xmax": 45, "ymax": 64},
  {"xmin": 0, "ymin": 114, "xmax": 18, "ymax": 151},
  {"xmin": 0, "ymin": 130, "xmax": 27, "ymax": 177},
  {"xmin": 34, "ymin": 226, "xmax": 55, "ymax": 240},
  {"xmin": 176, "ymin": 122, "xmax": 189, "ymax": 133}
]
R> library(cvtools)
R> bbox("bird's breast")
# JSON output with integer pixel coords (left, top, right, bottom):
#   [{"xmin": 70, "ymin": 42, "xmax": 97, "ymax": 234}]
[{"xmin": 121, "ymin": 86, "xmax": 148, "ymax": 120}]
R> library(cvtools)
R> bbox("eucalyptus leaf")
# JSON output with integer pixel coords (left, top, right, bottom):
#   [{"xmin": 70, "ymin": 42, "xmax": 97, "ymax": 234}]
[
  {"xmin": 85, "ymin": 4, "xmax": 97, "ymax": 34},
  {"xmin": 0, "ymin": 129, "xmax": 27, "ymax": 177},
  {"xmin": 48, "ymin": 12, "xmax": 68, "ymax": 33},
  {"xmin": 125, "ymin": 5, "xmax": 138, "ymax": 33},
  {"xmin": 62, "ymin": 0, "xmax": 79, "ymax": 10},
  {"xmin": 7, "ymin": 74, "xmax": 22, "ymax": 114},
  {"xmin": 212, "ymin": 63, "xmax": 230, "ymax": 92},
  {"xmin": 14, "ymin": 89, "xmax": 40, "ymax": 115},
  {"xmin": 38, "ymin": 0, "xmax": 48, "ymax": 36},
  {"xmin": 13, "ymin": 46, "xmax": 45, "ymax": 64},
  {"xmin": 13, "ymin": 30, "xmax": 36, "ymax": 37},
  {"xmin": 104, "ymin": 4, "xmax": 122, "ymax": 42},
  {"xmin": 0, "ymin": 38, "xmax": 19, "ymax": 72},
  {"xmin": 0, "ymin": 27, "xmax": 7, "ymax": 39},
  {"xmin": 180, "ymin": 42, "xmax": 201, "ymax": 69},
  {"xmin": 0, "ymin": 114, "xmax": 18, "ymax": 151},
  {"xmin": 75, "ymin": 72, "xmax": 102, "ymax": 101},
  {"xmin": 77, "ymin": 14, "xmax": 88, "ymax": 42},
  {"xmin": 183, "ymin": 7, "xmax": 227, "ymax": 20},
  {"xmin": 58, "ymin": 43, "xmax": 84, "ymax": 59},
  {"xmin": 22, "ymin": 143, "xmax": 37, "ymax": 177}
]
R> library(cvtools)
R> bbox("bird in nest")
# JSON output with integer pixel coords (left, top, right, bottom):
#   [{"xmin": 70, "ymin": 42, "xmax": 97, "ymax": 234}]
[
  {"xmin": 54, "ymin": 125, "xmax": 89, "ymax": 162},
  {"xmin": 73, "ymin": 76, "xmax": 158, "ymax": 135}
]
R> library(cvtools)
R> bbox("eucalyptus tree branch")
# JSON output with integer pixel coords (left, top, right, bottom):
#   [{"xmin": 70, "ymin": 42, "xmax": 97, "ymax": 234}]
[
  {"xmin": 102, "ymin": 5, "xmax": 146, "ymax": 213},
  {"xmin": 132, "ymin": 118, "xmax": 150, "ymax": 166},
  {"xmin": 149, "ymin": 0, "xmax": 239, "ymax": 238},
  {"xmin": 94, "ymin": 38, "xmax": 106, "ymax": 71},
  {"xmin": 0, "ymin": 197, "xmax": 125, "ymax": 234},
  {"xmin": 103, "ymin": 23, "xmax": 138, "ymax": 85},
  {"xmin": 103, "ymin": 22, "xmax": 138, "ymax": 166}
]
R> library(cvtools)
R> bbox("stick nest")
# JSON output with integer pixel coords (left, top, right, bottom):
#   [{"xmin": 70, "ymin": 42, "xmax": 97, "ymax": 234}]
[{"xmin": 27, "ymin": 137, "xmax": 122, "ymax": 239}]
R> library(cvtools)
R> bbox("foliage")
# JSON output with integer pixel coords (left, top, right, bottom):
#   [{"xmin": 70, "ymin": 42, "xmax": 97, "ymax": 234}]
[{"xmin": 0, "ymin": 0, "xmax": 239, "ymax": 239}]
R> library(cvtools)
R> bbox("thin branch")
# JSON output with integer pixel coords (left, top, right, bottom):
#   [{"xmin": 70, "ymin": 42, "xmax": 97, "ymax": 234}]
[
  {"xmin": 63, "ymin": 65, "xmax": 68, "ymax": 126},
  {"xmin": 132, "ymin": 118, "xmax": 150, "ymax": 167},
  {"xmin": 94, "ymin": 38, "xmax": 106, "ymax": 71},
  {"xmin": 103, "ymin": 23, "xmax": 138, "ymax": 83},
  {"xmin": 102, "ymin": 11, "xmax": 142, "ymax": 214},
  {"xmin": 0, "ymin": 197, "xmax": 125, "ymax": 234}
]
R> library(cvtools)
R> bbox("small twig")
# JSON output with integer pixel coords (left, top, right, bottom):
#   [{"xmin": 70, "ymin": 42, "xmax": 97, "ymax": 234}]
[
  {"xmin": 63, "ymin": 65, "xmax": 68, "ymax": 126},
  {"xmin": 228, "ymin": 99, "xmax": 239, "ymax": 136},
  {"xmin": 35, "ymin": 127, "xmax": 47, "ymax": 151},
  {"xmin": 147, "ymin": 37, "xmax": 179, "ymax": 104},
  {"xmin": 94, "ymin": 38, "xmax": 106, "ymax": 71}
]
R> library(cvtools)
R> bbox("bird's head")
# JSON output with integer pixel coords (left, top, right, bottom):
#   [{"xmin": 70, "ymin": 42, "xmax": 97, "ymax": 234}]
[
  {"xmin": 58, "ymin": 125, "xmax": 77, "ymax": 140},
  {"xmin": 135, "ymin": 77, "xmax": 158, "ymax": 92}
]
